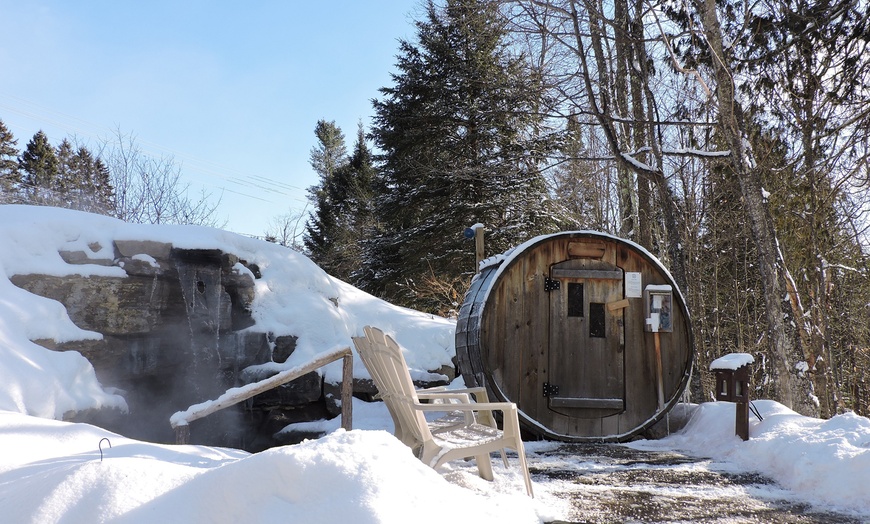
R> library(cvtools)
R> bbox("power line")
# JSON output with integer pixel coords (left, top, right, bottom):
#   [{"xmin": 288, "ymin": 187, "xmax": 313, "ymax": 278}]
[{"xmin": 0, "ymin": 91, "xmax": 312, "ymax": 209}]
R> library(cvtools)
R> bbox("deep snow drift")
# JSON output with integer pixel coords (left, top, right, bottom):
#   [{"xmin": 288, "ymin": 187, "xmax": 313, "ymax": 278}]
[{"xmin": 1, "ymin": 205, "xmax": 869, "ymax": 523}]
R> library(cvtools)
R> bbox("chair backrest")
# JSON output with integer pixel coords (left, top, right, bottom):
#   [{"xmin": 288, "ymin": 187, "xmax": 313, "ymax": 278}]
[{"xmin": 354, "ymin": 326, "xmax": 433, "ymax": 446}]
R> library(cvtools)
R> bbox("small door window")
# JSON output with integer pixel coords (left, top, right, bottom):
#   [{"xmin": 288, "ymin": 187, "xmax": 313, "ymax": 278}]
[
  {"xmin": 589, "ymin": 302, "xmax": 606, "ymax": 337},
  {"xmin": 567, "ymin": 283, "xmax": 584, "ymax": 317}
]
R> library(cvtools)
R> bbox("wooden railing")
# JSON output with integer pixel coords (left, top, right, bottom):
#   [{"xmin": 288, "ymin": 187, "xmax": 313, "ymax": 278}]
[{"xmin": 170, "ymin": 345, "xmax": 354, "ymax": 445}]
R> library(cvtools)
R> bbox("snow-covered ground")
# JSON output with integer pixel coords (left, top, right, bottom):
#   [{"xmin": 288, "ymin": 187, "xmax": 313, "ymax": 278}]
[
  {"xmin": 630, "ymin": 400, "xmax": 870, "ymax": 518},
  {"xmin": 1, "ymin": 205, "xmax": 869, "ymax": 523}
]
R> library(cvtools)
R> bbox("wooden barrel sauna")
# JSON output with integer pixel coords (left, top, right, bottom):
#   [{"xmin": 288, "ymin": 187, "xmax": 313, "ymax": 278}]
[{"xmin": 456, "ymin": 231, "xmax": 694, "ymax": 442}]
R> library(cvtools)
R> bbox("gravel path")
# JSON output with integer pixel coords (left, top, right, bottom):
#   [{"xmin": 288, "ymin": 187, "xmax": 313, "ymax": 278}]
[{"xmin": 529, "ymin": 443, "xmax": 863, "ymax": 523}]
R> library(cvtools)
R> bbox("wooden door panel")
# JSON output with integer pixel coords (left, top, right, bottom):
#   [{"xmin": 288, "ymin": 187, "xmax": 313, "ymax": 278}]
[{"xmin": 548, "ymin": 262, "xmax": 625, "ymax": 418}]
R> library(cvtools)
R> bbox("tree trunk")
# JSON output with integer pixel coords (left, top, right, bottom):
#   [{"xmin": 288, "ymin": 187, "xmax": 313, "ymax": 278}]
[
  {"xmin": 693, "ymin": 0, "xmax": 798, "ymax": 410},
  {"xmin": 612, "ymin": 0, "xmax": 641, "ymax": 242},
  {"xmin": 627, "ymin": 0, "xmax": 653, "ymax": 250},
  {"xmin": 568, "ymin": 0, "xmax": 687, "ymax": 291}
]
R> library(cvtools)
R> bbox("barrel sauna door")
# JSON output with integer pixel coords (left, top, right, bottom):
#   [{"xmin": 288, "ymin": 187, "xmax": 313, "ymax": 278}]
[{"xmin": 547, "ymin": 260, "xmax": 625, "ymax": 418}]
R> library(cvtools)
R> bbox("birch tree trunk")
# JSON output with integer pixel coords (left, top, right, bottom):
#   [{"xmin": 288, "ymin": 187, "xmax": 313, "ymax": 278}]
[{"xmin": 692, "ymin": 0, "xmax": 798, "ymax": 409}]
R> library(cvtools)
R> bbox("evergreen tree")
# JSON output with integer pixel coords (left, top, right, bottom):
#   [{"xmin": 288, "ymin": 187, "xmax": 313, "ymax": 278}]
[
  {"xmin": 0, "ymin": 119, "xmax": 21, "ymax": 202},
  {"xmin": 304, "ymin": 120, "xmax": 349, "ymax": 269},
  {"xmin": 366, "ymin": 0, "xmax": 559, "ymax": 312},
  {"xmin": 19, "ymin": 130, "xmax": 60, "ymax": 204},
  {"xmin": 340, "ymin": 123, "xmax": 377, "ymax": 282},
  {"xmin": 345, "ymin": 122, "xmax": 376, "ymax": 230},
  {"xmin": 66, "ymin": 145, "xmax": 115, "ymax": 214},
  {"xmin": 90, "ymin": 155, "xmax": 116, "ymax": 215},
  {"xmin": 55, "ymin": 138, "xmax": 76, "ymax": 200},
  {"xmin": 308, "ymin": 120, "xmax": 347, "ymax": 183},
  {"xmin": 305, "ymin": 121, "xmax": 377, "ymax": 283}
]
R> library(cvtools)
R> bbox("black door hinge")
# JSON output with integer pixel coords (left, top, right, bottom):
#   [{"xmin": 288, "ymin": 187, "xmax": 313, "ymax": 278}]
[
  {"xmin": 543, "ymin": 382, "xmax": 560, "ymax": 397},
  {"xmin": 544, "ymin": 276, "xmax": 561, "ymax": 292}
]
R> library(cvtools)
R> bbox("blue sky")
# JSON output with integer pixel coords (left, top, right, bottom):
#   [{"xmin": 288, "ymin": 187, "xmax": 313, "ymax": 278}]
[{"xmin": 0, "ymin": 1, "xmax": 420, "ymax": 236}]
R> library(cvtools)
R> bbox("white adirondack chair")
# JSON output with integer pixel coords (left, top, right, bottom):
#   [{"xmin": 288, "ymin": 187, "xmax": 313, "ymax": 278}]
[{"xmin": 352, "ymin": 326, "xmax": 534, "ymax": 497}]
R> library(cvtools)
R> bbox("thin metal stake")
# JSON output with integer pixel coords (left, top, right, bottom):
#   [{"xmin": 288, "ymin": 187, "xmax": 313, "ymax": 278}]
[{"xmin": 99, "ymin": 438, "xmax": 112, "ymax": 462}]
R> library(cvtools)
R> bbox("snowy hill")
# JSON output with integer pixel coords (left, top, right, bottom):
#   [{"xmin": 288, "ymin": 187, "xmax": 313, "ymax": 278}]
[{"xmin": 0, "ymin": 205, "xmax": 455, "ymax": 420}]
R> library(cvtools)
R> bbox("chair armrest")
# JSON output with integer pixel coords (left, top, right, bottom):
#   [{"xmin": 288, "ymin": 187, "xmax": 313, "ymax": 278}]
[
  {"xmin": 417, "ymin": 392, "xmax": 471, "ymax": 402},
  {"xmin": 413, "ymin": 401, "xmax": 516, "ymax": 414},
  {"xmin": 417, "ymin": 392, "xmax": 474, "ymax": 407},
  {"xmin": 416, "ymin": 391, "xmax": 499, "ymax": 428},
  {"xmin": 417, "ymin": 386, "xmax": 492, "ymax": 403},
  {"xmin": 413, "ymin": 401, "xmax": 522, "ymax": 439}
]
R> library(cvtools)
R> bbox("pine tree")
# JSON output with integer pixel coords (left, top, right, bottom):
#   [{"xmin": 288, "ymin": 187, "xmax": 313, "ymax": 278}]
[
  {"xmin": 308, "ymin": 120, "xmax": 347, "ymax": 183},
  {"xmin": 366, "ymin": 0, "xmax": 559, "ymax": 312},
  {"xmin": 19, "ymin": 130, "xmax": 60, "ymax": 204},
  {"xmin": 0, "ymin": 119, "xmax": 21, "ymax": 202},
  {"xmin": 305, "ymin": 121, "xmax": 377, "ymax": 283},
  {"xmin": 304, "ymin": 120, "xmax": 349, "ymax": 270},
  {"xmin": 55, "ymin": 138, "xmax": 76, "ymax": 201},
  {"xmin": 340, "ymin": 123, "xmax": 377, "ymax": 283},
  {"xmin": 66, "ymin": 145, "xmax": 114, "ymax": 214},
  {"xmin": 91, "ymin": 156, "xmax": 116, "ymax": 215}
]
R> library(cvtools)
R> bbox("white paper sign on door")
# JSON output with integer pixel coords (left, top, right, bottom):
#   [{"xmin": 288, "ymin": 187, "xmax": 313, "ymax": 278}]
[{"xmin": 625, "ymin": 272, "xmax": 642, "ymax": 298}]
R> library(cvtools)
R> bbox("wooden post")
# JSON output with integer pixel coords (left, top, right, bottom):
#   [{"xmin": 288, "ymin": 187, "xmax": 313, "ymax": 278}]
[
  {"xmin": 175, "ymin": 424, "xmax": 190, "ymax": 445},
  {"xmin": 474, "ymin": 225, "xmax": 485, "ymax": 271},
  {"xmin": 341, "ymin": 353, "xmax": 353, "ymax": 431},
  {"xmin": 653, "ymin": 331, "xmax": 665, "ymax": 411},
  {"xmin": 736, "ymin": 398, "xmax": 749, "ymax": 441}
]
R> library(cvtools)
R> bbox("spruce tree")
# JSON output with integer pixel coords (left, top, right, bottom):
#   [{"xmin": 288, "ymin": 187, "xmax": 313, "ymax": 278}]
[
  {"xmin": 19, "ymin": 130, "xmax": 60, "ymax": 204},
  {"xmin": 0, "ymin": 119, "xmax": 21, "ymax": 202},
  {"xmin": 339, "ymin": 123, "xmax": 377, "ymax": 283},
  {"xmin": 304, "ymin": 120, "xmax": 349, "ymax": 271},
  {"xmin": 345, "ymin": 122, "xmax": 376, "ymax": 235},
  {"xmin": 90, "ymin": 155, "xmax": 116, "ymax": 215},
  {"xmin": 305, "ymin": 121, "xmax": 377, "ymax": 283},
  {"xmin": 55, "ymin": 138, "xmax": 76, "ymax": 201},
  {"xmin": 308, "ymin": 120, "xmax": 347, "ymax": 183},
  {"xmin": 67, "ymin": 145, "xmax": 112, "ymax": 213},
  {"xmin": 366, "ymin": 0, "xmax": 559, "ymax": 312}
]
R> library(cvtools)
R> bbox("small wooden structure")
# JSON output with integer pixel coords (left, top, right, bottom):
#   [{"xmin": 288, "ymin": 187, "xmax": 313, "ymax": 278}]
[
  {"xmin": 456, "ymin": 231, "xmax": 694, "ymax": 442},
  {"xmin": 711, "ymin": 353, "xmax": 754, "ymax": 441}
]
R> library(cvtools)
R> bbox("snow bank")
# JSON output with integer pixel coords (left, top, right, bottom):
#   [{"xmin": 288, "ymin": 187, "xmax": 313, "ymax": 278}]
[{"xmin": 0, "ymin": 410, "xmax": 546, "ymax": 524}]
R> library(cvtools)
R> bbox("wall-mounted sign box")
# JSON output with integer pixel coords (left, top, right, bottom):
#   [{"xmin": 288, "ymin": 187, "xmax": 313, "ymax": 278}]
[{"xmin": 644, "ymin": 284, "xmax": 673, "ymax": 333}]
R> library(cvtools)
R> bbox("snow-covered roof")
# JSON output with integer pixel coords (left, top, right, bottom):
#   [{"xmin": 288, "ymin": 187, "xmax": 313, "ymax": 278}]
[{"xmin": 710, "ymin": 353, "xmax": 755, "ymax": 371}]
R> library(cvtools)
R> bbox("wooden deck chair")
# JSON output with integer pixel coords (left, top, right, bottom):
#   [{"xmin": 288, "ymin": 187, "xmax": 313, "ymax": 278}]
[{"xmin": 352, "ymin": 326, "xmax": 533, "ymax": 496}]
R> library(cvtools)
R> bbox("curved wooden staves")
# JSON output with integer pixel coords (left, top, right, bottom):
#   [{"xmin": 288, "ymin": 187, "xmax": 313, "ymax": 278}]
[{"xmin": 456, "ymin": 231, "xmax": 694, "ymax": 442}]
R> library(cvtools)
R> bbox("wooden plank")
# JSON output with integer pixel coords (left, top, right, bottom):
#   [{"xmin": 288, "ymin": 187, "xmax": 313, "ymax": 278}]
[
  {"xmin": 521, "ymin": 241, "xmax": 550, "ymax": 425},
  {"xmin": 568, "ymin": 241, "xmax": 606, "ymax": 258},
  {"xmin": 619, "ymin": 247, "xmax": 662, "ymax": 429},
  {"xmin": 607, "ymin": 298, "xmax": 630, "ymax": 311},
  {"xmin": 600, "ymin": 411, "xmax": 620, "ymax": 434},
  {"xmin": 551, "ymin": 268, "xmax": 623, "ymax": 280},
  {"xmin": 341, "ymin": 353, "xmax": 353, "ymax": 431},
  {"xmin": 171, "ymin": 345, "xmax": 352, "ymax": 428},
  {"xmin": 549, "ymin": 397, "xmax": 624, "ymax": 410}
]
